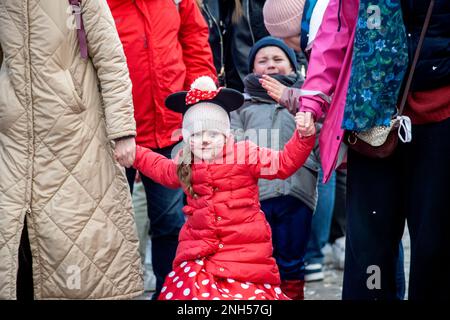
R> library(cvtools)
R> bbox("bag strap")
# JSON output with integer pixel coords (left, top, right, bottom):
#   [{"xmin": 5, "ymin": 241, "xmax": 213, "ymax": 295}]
[
  {"xmin": 398, "ymin": 0, "xmax": 435, "ymax": 115},
  {"xmin": 69, "ymin": 0, "xmax": 88, "ymax": 59}
]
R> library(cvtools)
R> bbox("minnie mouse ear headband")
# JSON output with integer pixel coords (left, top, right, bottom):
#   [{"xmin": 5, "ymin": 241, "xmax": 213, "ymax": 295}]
[{"xmin": 165, "ymin": 76, "xmax": 244, "ymax": 114}]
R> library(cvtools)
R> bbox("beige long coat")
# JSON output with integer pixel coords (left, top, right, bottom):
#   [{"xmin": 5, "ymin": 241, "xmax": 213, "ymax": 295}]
[{"xmin": 0, "ymin": 0, "xmax": 143, "ymax": 299}]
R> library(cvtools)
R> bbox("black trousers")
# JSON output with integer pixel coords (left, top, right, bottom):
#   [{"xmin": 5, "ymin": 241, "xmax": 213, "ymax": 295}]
[
  {"xmin": 343, "ymin": 117, "xmax": 450, "ymax": 300},
  {"xmin": 329, "ymin": 169, "xmax": 347, "ymax": 243},
  {"xmin": 17, "ymin": 218, "xmax": 34, "ymax": 300}
]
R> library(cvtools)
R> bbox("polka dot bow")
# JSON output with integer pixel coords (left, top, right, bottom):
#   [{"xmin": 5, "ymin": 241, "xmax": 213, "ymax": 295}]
[{"xmin": 185, "ymin": 88, "xmax": 222, "ymax": 105}]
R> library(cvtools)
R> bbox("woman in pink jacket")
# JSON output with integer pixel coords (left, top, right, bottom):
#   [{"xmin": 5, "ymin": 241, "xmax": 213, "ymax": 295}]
[
  {"xmin": 296, "ymin": 0, "xmax": 450, "ymax": 300},
  {"xmin": 130, "ymin": 76, "xmax": 316, "ymax": 300}
]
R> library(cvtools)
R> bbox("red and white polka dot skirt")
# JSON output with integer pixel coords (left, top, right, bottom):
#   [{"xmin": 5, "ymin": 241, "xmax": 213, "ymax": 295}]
[{"xmin": 158, "ymin": 259, "xmax": 290, "ymax": 300}]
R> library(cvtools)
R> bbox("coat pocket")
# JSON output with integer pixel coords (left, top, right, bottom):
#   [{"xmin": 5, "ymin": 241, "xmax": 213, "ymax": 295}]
[
  {"xmin": 0, "ymin": 68, "xmax": 22, "ymax": 133},
  {"xmin": 182, "ymin": 205, "xmax": 195, "ymax": 216},
  {"xmin": 226, "ymin": 198, "xmax": 255, "ymax": 209},
  {"xmin": 63, "ymin": 69, "xmax": 85, "ymax": 114}
]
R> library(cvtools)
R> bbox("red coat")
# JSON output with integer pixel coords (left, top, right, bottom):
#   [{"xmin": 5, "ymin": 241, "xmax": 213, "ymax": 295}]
[
  {"xmin": 107, "ymin": 0, "xmax": 216, "ymax": 148},
  {"xmin": 134, "ymin": 132, "xmax": 315, "ymax": 284}
]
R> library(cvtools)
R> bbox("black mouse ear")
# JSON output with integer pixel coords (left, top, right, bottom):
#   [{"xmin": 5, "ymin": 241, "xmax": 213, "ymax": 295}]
[
  {"xmin": 165, "ymin": 91, "xmax": 189, "ymax": 114},
  {"xmin": 164, "ymin": 88, "xmax": 244, "ymax": 115},
  {"xmin": 213, "ymin": 88, "xmax": 245, "ymax": 113}
]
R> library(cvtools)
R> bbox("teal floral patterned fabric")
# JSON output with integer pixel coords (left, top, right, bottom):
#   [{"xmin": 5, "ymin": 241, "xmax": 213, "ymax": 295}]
[{"xmin": 342, "ymin": 0, "xmax": 409, "ymax": 131}]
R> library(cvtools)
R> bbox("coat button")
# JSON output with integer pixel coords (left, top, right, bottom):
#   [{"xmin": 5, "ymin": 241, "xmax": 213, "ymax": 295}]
[
  {"xmin": 219, "ymin": 267, "xmax": 225, "ymax": 272},
  {"xmin": 219, "ymin": 243, "xmax": 224, "ymax": 249},
  {"xmin": 193, "ymin": 194, "xmax": 199, "ymax": 199},
  {"xmin": 216, "ymin": 216, "xmax": 222, "ymax": 221}
]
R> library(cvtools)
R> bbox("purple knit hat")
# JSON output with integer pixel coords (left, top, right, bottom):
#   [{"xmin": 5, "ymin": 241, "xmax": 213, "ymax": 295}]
[{"xmin": 263, "ymin": 0, "xmax": 306, "ymax": 38}]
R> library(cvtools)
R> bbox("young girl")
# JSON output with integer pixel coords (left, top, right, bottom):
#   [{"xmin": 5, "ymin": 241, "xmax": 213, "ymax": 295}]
[
  {"xmin": 132, "ymin": 76, "xmax": 315, "ymax": 300},
  {"xmin": 230, "ymin": 36, "xmax": 320, "ymax": 300}
]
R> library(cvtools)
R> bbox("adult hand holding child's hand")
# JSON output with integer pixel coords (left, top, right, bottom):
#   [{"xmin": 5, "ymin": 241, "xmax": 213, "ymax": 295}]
[
  {"xmin": 295, "ymin": 112, "xmax": 315, "ymax": 138},
  {"xmin": 114, "ymin": 136, "xmax": 136, "ymax": 168}
]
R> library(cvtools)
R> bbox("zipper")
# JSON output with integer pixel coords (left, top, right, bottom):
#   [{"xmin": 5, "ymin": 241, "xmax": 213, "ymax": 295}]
[
  {"xmin": 24, "ymin": 0, "xmax": 34, "ymax": 215},
  {"xmin": 133, "ymin": 0, "xmax": 160, "ymax": 146},
  {"xmin": 203, "ymin": 3, "xmax": 225, "ymax": 85},
  {"xmin": 337, "ymin": 0, "xmax": 342, "ymax": 32},
  {"xmin": 245, "ymin": 0, "xmax": 255, "ymax": 44}
]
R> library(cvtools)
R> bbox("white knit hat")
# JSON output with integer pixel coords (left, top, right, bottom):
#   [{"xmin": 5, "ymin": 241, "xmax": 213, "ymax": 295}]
[
  {"xmin": 182, "ymin": 102, "xmax": 230, "ymax": 143},
  {"xmin": 165, "ymin": 76, "xmax": 243, "ymax": 143},
  {"xmin": 263, "ymin": 0, "xmax": 306, "ymax": 38}
]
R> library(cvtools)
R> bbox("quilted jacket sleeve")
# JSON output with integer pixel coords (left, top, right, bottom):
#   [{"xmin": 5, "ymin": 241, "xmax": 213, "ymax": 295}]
[
  {"xmin": 248, "ymin": 131, "xmax": 316, "ymax": 180},
  {"xmin": 178, "ymin": 0, "xmax": 217, "ymax": 89},
  {"xmin": 82, "ymin": 0, "xmax": 136, "ymax": 140},
  {"xmin": 133, "ymin": 146, "xmax": 181, "ymax": 189}
]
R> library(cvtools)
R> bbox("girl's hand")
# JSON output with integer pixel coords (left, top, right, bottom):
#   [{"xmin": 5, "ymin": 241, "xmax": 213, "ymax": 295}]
[
  {"xmin": 295, "ymin": 112, "xmax": 315, "ymax": 137},
  {"xmin": 114, "ymin": 136, "xmax": 136, "ymax": 168},
  {"xmin": 260, "ymin": 74, "xmax": 287, "ymax": 103}
]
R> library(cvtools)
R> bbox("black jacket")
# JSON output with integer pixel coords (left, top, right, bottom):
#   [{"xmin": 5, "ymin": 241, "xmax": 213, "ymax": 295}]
[
  {"xmin": 402, "ymin": 0, "xmax": 450, "ymax": 91},
  {"xmin": 200, "ymin": 0, "xmax": 270, "ymax": 91}
]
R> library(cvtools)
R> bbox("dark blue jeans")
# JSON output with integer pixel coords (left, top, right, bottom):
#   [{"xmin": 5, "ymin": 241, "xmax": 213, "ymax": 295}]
[
  {"xmin": 126, "ymin": 143, "xmax": 185, "ymax": 300},
  {"xmin": 343, "ymin": 118, "xmax": 450, "ymax": 300},
  {"xmin": 260, "ymin": 195, "xmax": 313, "ymax": 281}
]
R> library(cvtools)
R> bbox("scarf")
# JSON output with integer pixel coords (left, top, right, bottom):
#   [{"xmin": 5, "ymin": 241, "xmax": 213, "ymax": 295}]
[
  {"xmin": 343, "ymin": 0, "xmax": 409, "ymax": 131},
  {"xmin": 243, "ymin": 73, "xmax": 301, "ymax": 104}
]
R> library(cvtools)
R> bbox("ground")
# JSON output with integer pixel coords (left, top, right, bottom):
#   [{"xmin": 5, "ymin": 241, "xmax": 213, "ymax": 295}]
[
  {"xmin": 305, "ymin": 227, "xmax": 410, "ymax": 300},
  {"xmin": 135, "ymin": 227, "xmax": 411, "ymax": 300}
]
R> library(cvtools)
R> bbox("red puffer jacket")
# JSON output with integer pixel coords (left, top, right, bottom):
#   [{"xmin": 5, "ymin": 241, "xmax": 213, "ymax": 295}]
[
  {"xmin": 134, "ymin": 132, "xmax": 315, "ymax": 284},
  {"xmin": 107, "ymin": 0, "xmax": 216, "ymax": 148}
]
